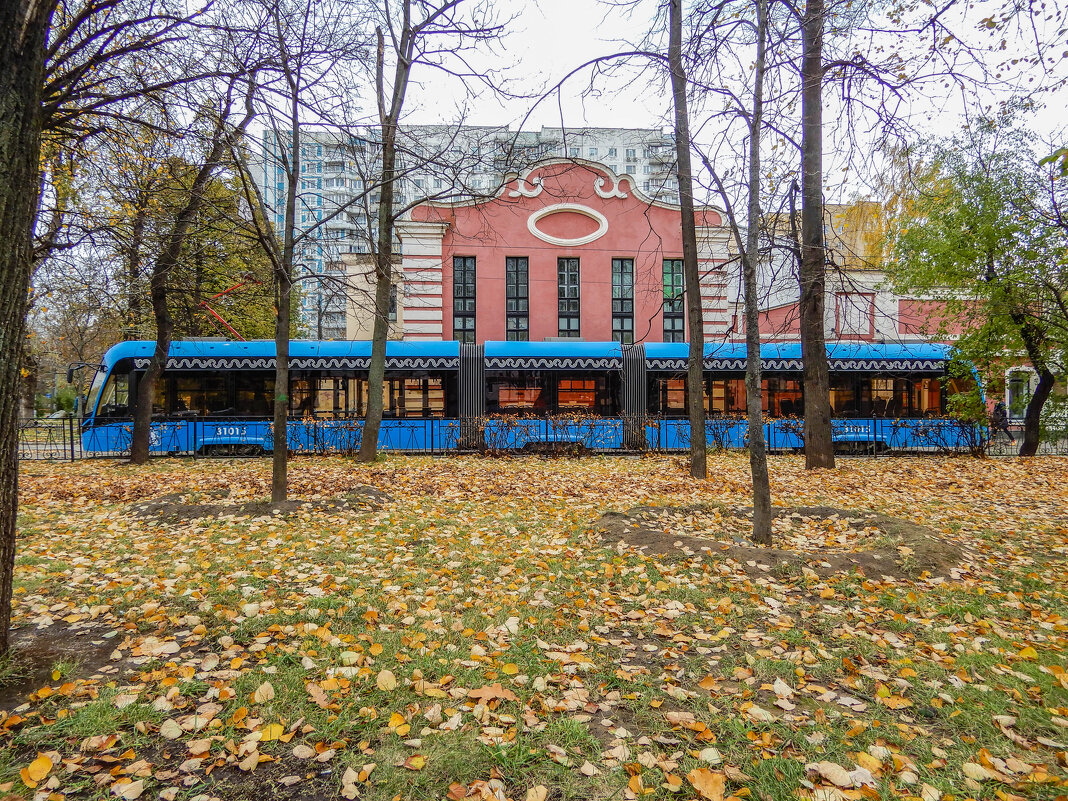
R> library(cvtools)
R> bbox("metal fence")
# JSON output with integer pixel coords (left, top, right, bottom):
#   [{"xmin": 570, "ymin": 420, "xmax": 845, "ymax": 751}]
[
  {"xmin": 18, "ymin": 414, "xmax": 1068, "ymax": 460},
  {"xmin": 19, "ymin": 417, "xmax": 82, "ymax": 461}
]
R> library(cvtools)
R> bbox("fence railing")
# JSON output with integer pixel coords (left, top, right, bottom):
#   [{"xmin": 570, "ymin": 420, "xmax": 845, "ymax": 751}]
[
  {"xmin": 17, "ymin": 414, "xmax": 1067, "ymax": 460},
  {"xmin": 19, "ymin": 417, "xmax": 81, "ymax": 461}
]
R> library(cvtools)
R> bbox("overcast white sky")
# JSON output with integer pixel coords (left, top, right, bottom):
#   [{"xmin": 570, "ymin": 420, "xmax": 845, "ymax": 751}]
[
  {"xmin": 403, "ymin": 0, "xmax": 668, "ymax": 130},
  {"xmin": 399, "ymin": 0, "xmax": 1065, "ymax": 161}
]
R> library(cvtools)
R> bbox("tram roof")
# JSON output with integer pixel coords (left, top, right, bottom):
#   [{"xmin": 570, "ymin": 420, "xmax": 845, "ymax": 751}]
[
  {"xmin": 644, "ymin": 341, "xmax": 953, "ymax": 363},
  {"xmin": 100, "ymin": 339, "xmax": 462, "ymax": 370},
  {"xmin": 483, "ymin": 341, "xmax": 625, "ymax": 360},
  {"xmin": 99, "ymin": 339, "xmax": 953, "ymax": 370}
]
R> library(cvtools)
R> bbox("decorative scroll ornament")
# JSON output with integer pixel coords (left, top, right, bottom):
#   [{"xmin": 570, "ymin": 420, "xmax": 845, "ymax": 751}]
[
  {"xmin": 594, "ymin": 175, "xmax": 628, "ymax": 199},
  {"xmin": 133, "ymin": 356, "xmax": 460, "ymax": 371},
  {"xmin": 508, "ymin": 174, "xmax": 543, "ymax": 198}
]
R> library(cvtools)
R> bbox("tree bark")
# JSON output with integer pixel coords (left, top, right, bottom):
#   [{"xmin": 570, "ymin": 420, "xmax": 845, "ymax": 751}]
[
  {"xmin": 0, "ymin": 0, "xmax": 60, "ymax": 653},
  {"xmin": 1010, "ymin": 306, "xmax": 1057, "ymax": 457},
  {"xmin": 799, "ymin": 0, "xmax": 835, "ymax": 469},
  {"xmin": 668, "ymin": 0, "xmax": 707, "ymax": 479},
  {"xmin": 744, "ymin": 0, "xmax": 772, "ymax": 545},
  {"xmin": 272, "ymin": 100, "xmax": 299, "ymax": 502},
  {"xmin": 358, "ymin": 109, "xmax": 396, "ymax": 462},
  {"xmin": 1019, "ymin": 369, "xmax": 1054, "ymax": 457},
  {"xmin": 129, "ymin": 260, "xmax": 173, "ymax": 463}
]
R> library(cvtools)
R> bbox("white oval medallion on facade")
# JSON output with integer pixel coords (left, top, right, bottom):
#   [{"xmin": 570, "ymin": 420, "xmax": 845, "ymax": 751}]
[{"xmin": 527, "ymin": 204, "xmax": 609, "ymax": 246}]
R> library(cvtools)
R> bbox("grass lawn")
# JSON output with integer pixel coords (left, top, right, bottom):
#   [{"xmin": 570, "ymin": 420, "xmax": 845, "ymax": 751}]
[{"xmin": 2, "ymin": 453, "xmax": 1067, "ymax": 801}]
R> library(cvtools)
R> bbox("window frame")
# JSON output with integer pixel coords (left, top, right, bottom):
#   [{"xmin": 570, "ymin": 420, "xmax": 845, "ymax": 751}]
[
  {"xmin": 611, "ymin": 257, "xmax": 634, "ymax": 344},
  {"xmin": 505, "ymin": 256, "xmax": 529, "ymax": 341},
  {"xmin": 557, "ymin": 257, "xmax": 580, "ymax": 338},
  {"xmin": 663, "ymin": 259, "xmax": 685, "ymax": 342},
  {"xmin": 453, "ymin": 256, "xmax": 476, "ymax": 342}
]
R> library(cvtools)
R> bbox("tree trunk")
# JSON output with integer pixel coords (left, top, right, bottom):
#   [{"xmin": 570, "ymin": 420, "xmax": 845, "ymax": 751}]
[
  {"xmin": 1019, "ymin": 369, "xmax": 1054, "ymax": 457},
  {"xmin": 799, "ymin": 0, "xmax": 835, "ymax": 469},
  {"xmin": 360, "ymin": 20, "xmax": 411, "ymax": 463},
  {"xmin": 744, "ymin": 0, "xmax": 772, "ymax": 545},
  {"xmin": 668, "ymin": 0, "xmax": 707, "ymax": 479},
  {"xmin": 272, "ymin": 257, "xmax": 292, "ymax": 497},
  {"xmin": 0, "ymin": 0, "xmax": 59, "ymax": 653},
  {"xmin": 272, "ymin": 105, "xmax": 300, "ymax": 502},
  {"xmin": 129, "ymin": 265, "xmax": 172, "ymax": 463}
]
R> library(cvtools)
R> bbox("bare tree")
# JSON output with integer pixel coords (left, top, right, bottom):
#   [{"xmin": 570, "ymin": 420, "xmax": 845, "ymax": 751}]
[
  {"xmin": 225, "ymin": 0, "xmax": 372, "ymax": 501},
  {"xmin": 667, "ymin": 0, "xmax": 709, "ymax": 479},
  {"xmin": 701, "ymin": 0, "xmax": 774, "ymax": 543},
  {"xmin": 795, "ymin": 0, "xmax": 835, "ymax": 468},
  {"xmin": 358, "ymin": 0, "xmax": 506, "ymax": 463},
  {"xmin": 129, "ymin": 89, "xmax": 257, "ymax": 463}
]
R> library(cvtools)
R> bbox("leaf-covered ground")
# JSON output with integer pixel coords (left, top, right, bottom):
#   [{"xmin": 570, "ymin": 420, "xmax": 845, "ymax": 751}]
[{"xmin": 3, "ymin": 454, "xmax": 1067, "ymax": 801}]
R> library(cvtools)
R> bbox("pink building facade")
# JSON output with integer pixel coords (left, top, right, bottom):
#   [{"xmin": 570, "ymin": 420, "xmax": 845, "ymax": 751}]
[{"xmin": 394, "ymin": 160, "xmax": 732, "ymax": 344}]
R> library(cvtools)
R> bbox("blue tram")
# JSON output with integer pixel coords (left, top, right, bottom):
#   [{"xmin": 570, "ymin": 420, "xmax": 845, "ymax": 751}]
[{"xmin": 79, "ymin": 339, "xmax": 981, "ymax": 455}]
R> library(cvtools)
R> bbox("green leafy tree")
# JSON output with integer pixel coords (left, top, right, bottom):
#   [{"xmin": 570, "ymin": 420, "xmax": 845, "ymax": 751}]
[
  {"xmin": 886, "ymin": 126, "xmax": 1067, "ymax": 456},
  {"xmin": 152, "ymin": 169, "xmax": 277, "ymax": 341}
]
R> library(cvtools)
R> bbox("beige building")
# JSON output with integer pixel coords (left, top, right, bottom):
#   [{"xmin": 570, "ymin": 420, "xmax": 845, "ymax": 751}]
[{"xmin": 342, "ymin": 254, "xmax": 404, "ymax": 341}]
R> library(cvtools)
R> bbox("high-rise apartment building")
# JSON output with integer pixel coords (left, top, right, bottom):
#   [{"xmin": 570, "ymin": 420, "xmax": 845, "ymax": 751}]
[{"xmin": 256, "ymin": 125, "xmax": 678, "ymax": 338}]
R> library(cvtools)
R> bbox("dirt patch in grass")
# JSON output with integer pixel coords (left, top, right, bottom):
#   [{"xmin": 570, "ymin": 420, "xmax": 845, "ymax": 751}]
[
  {"xmin": 130, "ymin": 486, "xmax": 392, "ymax": 523},
  {"xmin": 594, "ymin": 504, "xmax": 962, "ymax": 579},
  {"xmin": 0, "ymin": 626, "xmax": 117, "ymax": 711},
  {"xmin": 145, "ymin": 749, "xmax": 338, "ymax": 801}
]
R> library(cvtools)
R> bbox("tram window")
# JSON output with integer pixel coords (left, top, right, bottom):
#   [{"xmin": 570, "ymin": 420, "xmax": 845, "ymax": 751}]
[
  {"xmin": 235, "ymin": 374, "xmax": 274, "ymax": 416},
  {"xmin": 829, "ymin": 376, "xmax": 859, "ymax": 417},
  {"xmin": 494, "ymin": 379, "xmax": 544, "ymax": 411},
  {"xmin": 649, "ymin": 376, "xmax": 745, "ymax": 416},
  {"xmin": 763, "ymin": 377, "xmax": 803, "ymax": 417},
  {"xmin": 175, "ymin": 374, "xmax": 228, "ymax": 415},
  {"xmin": 86, "ymin": 368, "xmax": 108, "ymax": 416},
  {"xmin": 664, "ymin": 378, "xmax": 686, "ymax": 412},
  {"xmin": 98, "ymin": 373, "xmax": 130, "ymax": 416},
  {"xmin": 558, "ymin": 378, "xmax": 596, "ymax": 410},
  {"xmin": 946, "ymin": 374, "xmax": 977, "ymax": 399},
  {"xmin": 349, "ymin": 376, "xmax": 448, "ymax": 417},
  {"xmin": 401, "ymin": 378, "xmax": 445, "ymax": 416},
  {"xmin": 911, "ymin": 377, "xmax": 942, "ymax": 416},
  {"xmin": 707, "ymin": 378, "xmax": 746, "ymax": 414},
  {"xmin": 869, "ymin": 378, "xmax": 894, "ymax": 416},
  {"xmin": 290, "ymin": 377, "xmax": 317, "ymax": 415}
]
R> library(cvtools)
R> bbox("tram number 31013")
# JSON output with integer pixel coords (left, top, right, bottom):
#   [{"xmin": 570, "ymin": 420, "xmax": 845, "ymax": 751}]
[{"xmin": 214, "ymin": 426, "xmax": 248, "ymax": 437}]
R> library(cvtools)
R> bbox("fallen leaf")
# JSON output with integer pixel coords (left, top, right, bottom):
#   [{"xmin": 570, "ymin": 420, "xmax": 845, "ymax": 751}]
[
  {"xmin": 259, "ymin": 723, "xmax": 285, "ymax": 742},
  {"xmin": 816, "ymin": 761, "xmax": 853, "ymax": 788},
  {"xmin": 111, "ymin": 780, "xmax": 145, "ymax": 799},
  {"xmin": 377, "ymin": 669, "xmax": 397, "ymax": 691},
  {"xmin": 20, "ymin": 754, "xmax": 53, "ymax": 788},
  {"xmin": 467, "ymin": 683, "xmax": 518, "ymax": 703},
  {"xmin": 686, "ymin": 768, "xmax": 725, "ymax": 801}
]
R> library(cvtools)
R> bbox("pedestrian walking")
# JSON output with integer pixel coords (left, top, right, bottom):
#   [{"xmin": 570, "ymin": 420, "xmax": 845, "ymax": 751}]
[{"xmin": 990, "ymin": 400, "xmax": 1016, "ymax": 444}]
